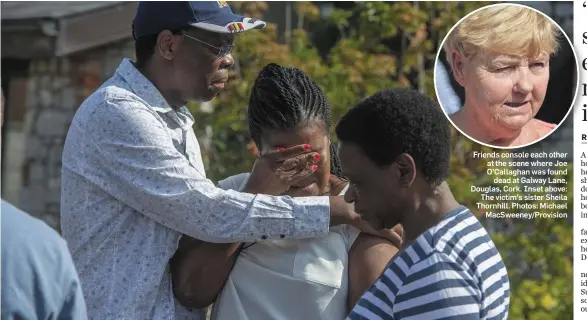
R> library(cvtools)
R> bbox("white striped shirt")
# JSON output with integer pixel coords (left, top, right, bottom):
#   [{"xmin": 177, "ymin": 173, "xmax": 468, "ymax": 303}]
[{"xmin": 347, "ymin": 206, "xmax": 510, "ymax": 320}]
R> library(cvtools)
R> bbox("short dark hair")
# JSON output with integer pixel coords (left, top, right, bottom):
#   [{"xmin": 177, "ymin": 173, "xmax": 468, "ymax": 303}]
[
  {"xmin": 335, "ymin": 88, "xmax": 451, "ymax": 185},
  {"xmin": 248, "ymin": 63, "xmax": 344, "ymax": 178},
  {"xmin": 133, "ymin": 26, "xmax": 184, "ymax": 68}
]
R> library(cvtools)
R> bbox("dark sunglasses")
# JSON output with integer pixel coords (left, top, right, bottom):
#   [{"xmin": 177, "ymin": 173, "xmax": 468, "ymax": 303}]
[{"xmin": 181, "ymin": 33, "xmax": 234, "ymax": 58}]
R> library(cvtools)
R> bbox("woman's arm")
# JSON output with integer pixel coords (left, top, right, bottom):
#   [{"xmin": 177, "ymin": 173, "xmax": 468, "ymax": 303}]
[
  {"xmin": 168, "ymin": 173, "xmax": 250, "ymax": 309},
  {"xmin": 347, "ymin": 233, "xmax": 400, "ymax": 312},
  {"xmin": 169, "ymin": 236, "xmax": 242, "ymax": 309}
]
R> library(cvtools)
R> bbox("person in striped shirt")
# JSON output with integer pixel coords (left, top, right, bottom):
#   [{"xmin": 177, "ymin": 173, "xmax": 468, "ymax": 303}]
[{"xmin": 335, "ymin": 88, "xmax": 510, "ymax": 319}]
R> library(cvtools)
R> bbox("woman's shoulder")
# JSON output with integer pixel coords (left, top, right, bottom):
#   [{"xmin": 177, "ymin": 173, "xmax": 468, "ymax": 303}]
[
  {"xmin": 530, "ymin": 119, "xmax": 557, "ymax": 136},
  {"xmin": 217, "ymin": 173, "xmax": 251, "ymax": 191},
  {"xmin": 532, "ymin": 118, "xmax": 557, "ymax": 129}
]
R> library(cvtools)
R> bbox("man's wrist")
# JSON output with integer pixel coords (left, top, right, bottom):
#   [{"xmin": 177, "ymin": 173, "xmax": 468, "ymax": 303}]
[{"xmin": 329, "ymin": 196, "xmax": 355, "ymax": 226}]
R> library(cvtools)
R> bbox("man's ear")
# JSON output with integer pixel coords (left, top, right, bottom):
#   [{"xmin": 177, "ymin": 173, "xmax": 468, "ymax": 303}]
[
  {"xmin": 156, "ymin": 30, "xmax": 181, "ymax": 61},
  {"xmin": 450, "ymin": 51, "xmax": 467, "ymax": 88},
  {"xmin": 395, "ymin": 153, "xmax": 416, "ymax": 188}
]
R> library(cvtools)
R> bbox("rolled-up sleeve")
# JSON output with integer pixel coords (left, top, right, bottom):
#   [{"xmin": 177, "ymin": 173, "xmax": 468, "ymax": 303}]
[{"xmin": 78, "ymin": 99, "xmax": 329, "ymax": 243}]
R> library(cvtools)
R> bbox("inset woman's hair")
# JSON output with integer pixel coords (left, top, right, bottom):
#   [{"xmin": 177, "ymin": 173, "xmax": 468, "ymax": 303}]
[
  {"xmin": 248, "ymin": 63, "xmax": 344, "ymax": 178},
  {"xmin": 444, "ymin": 4, "xmax": 559, "ymax": 68}
]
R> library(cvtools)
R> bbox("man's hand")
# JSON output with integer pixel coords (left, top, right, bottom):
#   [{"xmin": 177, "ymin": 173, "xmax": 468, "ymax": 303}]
[
  {"xmin": 243, "ymin": 144, "xmax": 319, "ymax": 195},
  {"xmin": 356, "ymin": 222, "xmax": 403, "ymax": 249},
  {"xmin": 329, "ymin": 196, "xmax": 403, "ymax": 248}
]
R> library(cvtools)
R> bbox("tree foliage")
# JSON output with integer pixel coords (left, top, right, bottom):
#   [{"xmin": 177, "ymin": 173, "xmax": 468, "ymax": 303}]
[{"xmin": 187, "ymin": 2, "xmax": 572, "ymax": 318}]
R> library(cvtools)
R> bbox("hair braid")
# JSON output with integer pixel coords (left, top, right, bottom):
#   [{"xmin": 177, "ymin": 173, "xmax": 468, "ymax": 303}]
[{"xmin": 329, "ymin": 142, "xmax": 346, "ymax": 180}]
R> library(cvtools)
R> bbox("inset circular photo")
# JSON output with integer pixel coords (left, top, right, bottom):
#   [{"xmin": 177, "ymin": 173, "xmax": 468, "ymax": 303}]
[{"xmin": 434, "ymin": 3, "xmax": 578, "ymax": 149}]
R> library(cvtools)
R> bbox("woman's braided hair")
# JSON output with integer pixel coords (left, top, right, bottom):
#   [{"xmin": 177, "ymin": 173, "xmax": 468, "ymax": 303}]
[{"xmin": 248, "ymin": 63, "xmax": 345, "ymax": 179}]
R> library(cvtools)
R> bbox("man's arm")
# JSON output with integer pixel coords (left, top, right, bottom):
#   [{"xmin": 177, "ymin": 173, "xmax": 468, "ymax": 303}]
[
  {"xmin": 71, "ymin": 100, "xmax": 344, "ymax": 242},
  {"xmin": 347, "ymin": 251, "xmax": 481, "ymax": 319},
  {"xmin": 57, "ymin": 245, "xmax": 88, "ymax": 320}
]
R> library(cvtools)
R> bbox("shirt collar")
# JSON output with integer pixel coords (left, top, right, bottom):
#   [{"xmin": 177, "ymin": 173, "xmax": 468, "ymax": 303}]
[
  {"xmin": 115, "ymin": 58, "xmax": 174, "ymax": 114},
  {"xmin": 115, "ymin": 58, "xmax": 195, "ymax": 127}
]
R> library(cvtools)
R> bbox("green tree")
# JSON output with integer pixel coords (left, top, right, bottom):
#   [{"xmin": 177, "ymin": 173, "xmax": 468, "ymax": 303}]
[{"xmin": 188, "ymin": 2, "xmax": 573, "ymax": 319}]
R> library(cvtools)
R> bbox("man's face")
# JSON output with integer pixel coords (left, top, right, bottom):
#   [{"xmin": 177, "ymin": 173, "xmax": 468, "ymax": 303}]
[
  {"xmin": 338, "ymin": 141, "xmax": 404, "ymax": 230},
  {"xmin": 166, "ymin": 28, "xmax": 235, "ymax": 102}
]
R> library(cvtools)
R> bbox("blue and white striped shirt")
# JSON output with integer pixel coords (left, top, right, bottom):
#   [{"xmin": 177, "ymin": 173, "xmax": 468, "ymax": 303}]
[{"xmin": 347, "ymin": 206, "xmax": 510, "ymax": 320}]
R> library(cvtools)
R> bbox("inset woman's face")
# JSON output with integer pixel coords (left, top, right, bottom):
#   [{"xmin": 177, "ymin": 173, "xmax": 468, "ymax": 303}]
[
  {"xmin": 457, "ymin": 51, "xmax": 550, "ymax": 131},
  {"xmin": 259, "ymin": 122, "xmax": 331, "ymax": 197}
]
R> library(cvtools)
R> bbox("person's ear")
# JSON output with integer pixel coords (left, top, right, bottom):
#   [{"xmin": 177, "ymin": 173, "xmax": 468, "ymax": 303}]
[
  {"xmin": 156, "ymin": 30, "xmax": 181, "ymax": 61},
  {"xmin": 450, "ymin": 51, "xmax": 467, "ymax": 88},
  {"xmin": 395, "ymin": 153, "xmax": 416, "ymax": 188}
]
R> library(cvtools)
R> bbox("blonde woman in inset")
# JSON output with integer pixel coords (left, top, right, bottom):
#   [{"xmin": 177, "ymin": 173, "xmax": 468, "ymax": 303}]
[{"xmin": 444, "ymin": 4, "xmax": 559, "ymax": 147}]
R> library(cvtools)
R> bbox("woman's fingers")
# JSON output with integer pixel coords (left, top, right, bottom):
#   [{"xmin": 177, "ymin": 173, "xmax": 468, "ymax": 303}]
[
  {"xmin": 280, "ymin": 153, "xmax": 318, "ymax": 171},
  {"xmin": 275, "ymin": 156, "xmax": 316, "ymax": 184},
  {"xmin": 266, "ymin": 144, "xmax": 313, "ymax": 162}
]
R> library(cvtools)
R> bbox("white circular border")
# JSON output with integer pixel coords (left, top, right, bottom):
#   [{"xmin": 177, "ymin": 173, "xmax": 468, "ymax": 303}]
[{"xmin": 434, "ymin": 2, "xmax": 580, "ymax": 150}]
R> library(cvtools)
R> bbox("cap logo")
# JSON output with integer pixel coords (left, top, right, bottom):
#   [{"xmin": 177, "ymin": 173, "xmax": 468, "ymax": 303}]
[
  {"xmin": 227, "ymin": 22, "xmax": 245, "ymax": 33},
  {"xmin": 217, "ymin": 1, "xmax": 228, "ymax": 8}
]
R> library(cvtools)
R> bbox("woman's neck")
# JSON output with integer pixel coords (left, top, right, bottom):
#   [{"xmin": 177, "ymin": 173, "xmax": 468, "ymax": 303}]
[{"xmin": 452, "ymin": 103, "xmax": 522, "ymax": 146}]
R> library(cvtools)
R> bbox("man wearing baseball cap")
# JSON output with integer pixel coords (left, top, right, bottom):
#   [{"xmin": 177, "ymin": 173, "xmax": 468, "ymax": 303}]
[{"xmin": 60, "ymin": 2, "xmax": 371, "ymax": 319}]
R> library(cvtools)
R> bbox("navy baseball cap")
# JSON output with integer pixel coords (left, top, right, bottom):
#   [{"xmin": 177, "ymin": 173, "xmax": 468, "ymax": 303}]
[{"xmin": 132, "ymin": 1, "xmax": 266, "ymax": 39}]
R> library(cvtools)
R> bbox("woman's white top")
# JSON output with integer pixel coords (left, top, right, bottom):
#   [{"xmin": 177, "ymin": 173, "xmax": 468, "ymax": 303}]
[{"xmin": 211, "ymin": 173, "xmax": 360, "ymax": 320}]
